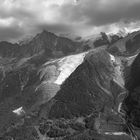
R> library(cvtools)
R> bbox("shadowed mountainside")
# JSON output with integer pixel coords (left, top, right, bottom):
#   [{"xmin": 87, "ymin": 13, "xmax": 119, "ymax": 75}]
[{"xmin": 124, "ymin": 52, "xmax": 140, "ymax": 128}]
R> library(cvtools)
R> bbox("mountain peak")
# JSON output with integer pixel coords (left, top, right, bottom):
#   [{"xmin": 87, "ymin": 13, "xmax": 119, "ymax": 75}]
[{"xmin": 38, "ymin": 30, "xmax": 57, "ymax": 38}]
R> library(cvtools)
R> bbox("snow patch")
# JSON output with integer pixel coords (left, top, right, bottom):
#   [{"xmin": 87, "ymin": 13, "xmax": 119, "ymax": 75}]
[
  {"xmin": 54, "ymin": 52, "xmax": 87, "ymax": 85},
  {"xmin": 105, "ymin": 132, "xmax": 128, "ymax": 136},
  {"xmin": 109, "ymin": 53, "xmax": 124, "ymax": 87},
  {"xmin": 127, "ymin": 54, "xmax": 138, "ymax": 60},
  {"xmin": 13, "ymin": 107, "xmax": 25, "ymax": 116},
  {"xmin": 109, "ymin": 54, "xmax": 116, "ymax": 62}
]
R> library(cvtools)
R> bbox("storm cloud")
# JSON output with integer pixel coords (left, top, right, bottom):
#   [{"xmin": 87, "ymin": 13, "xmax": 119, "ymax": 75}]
[{"xmin": 0, "ymin": 0, "xmax": 140, "ymax": 41}]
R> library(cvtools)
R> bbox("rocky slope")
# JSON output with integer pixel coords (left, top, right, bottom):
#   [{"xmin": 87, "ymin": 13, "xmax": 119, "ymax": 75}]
[
  {"xmin": 84, "ymin": 32, "xmax": 123, "ymax": 49},
  {"xmin": 108, "ymin": 30, "xmax": 140, "ymax": 56},
  {"xmin": 0, "ymin": 30, "xmax": 86, "ymax": 59},
  {"xmin": 0, "ymin": 48, "xmax": 137, "ymax": 140},
  {"xmin": 1, "ymin": 30, "xmax": 140, "ymax": 140}
]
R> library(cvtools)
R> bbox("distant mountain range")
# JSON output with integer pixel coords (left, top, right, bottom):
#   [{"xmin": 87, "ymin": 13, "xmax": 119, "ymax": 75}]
[
  {"xmin": 0, "ymin": 29, "xmax": 129, "ymax": 59},
  {"xmin": 0, "ymin": 30, "xmax": 84, "ymax": 59}
]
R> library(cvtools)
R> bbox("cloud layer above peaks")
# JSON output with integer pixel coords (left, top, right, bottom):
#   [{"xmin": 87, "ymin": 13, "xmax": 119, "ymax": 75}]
[{"xmin": 0, "ymin": 0, "xmax": 140, "ymax": 41}]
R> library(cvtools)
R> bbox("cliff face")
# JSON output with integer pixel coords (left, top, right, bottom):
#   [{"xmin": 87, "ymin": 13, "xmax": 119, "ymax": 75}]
[{"xmin": 124, "ymin": 52, "xmax": 140, "ymax": 128}]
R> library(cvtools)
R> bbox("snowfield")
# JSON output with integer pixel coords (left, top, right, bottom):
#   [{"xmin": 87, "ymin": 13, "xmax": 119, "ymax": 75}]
[{"xmin": 54, "ymin": 52, "xmax": 87, "ymax": 85}]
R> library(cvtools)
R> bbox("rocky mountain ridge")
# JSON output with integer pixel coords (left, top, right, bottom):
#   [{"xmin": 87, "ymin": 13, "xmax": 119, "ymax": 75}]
[
  {"xmin": 0, "ymin": 29, "xmax": 140, "ymax": 139},
  {"xmin": 0, "ymin": 30, "xmax": 84, "ymax": 59}
]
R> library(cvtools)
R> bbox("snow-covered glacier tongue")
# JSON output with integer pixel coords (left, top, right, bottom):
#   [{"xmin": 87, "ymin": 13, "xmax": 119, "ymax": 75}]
[{"xmin": 54, "ymin": 52, "xmax": 87, "ymax": 85}]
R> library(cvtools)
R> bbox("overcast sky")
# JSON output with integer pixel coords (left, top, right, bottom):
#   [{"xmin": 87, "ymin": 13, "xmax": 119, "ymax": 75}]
[{"xmin": 1, "ymin": 0, "xmax": 140, "ymax": 42}]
